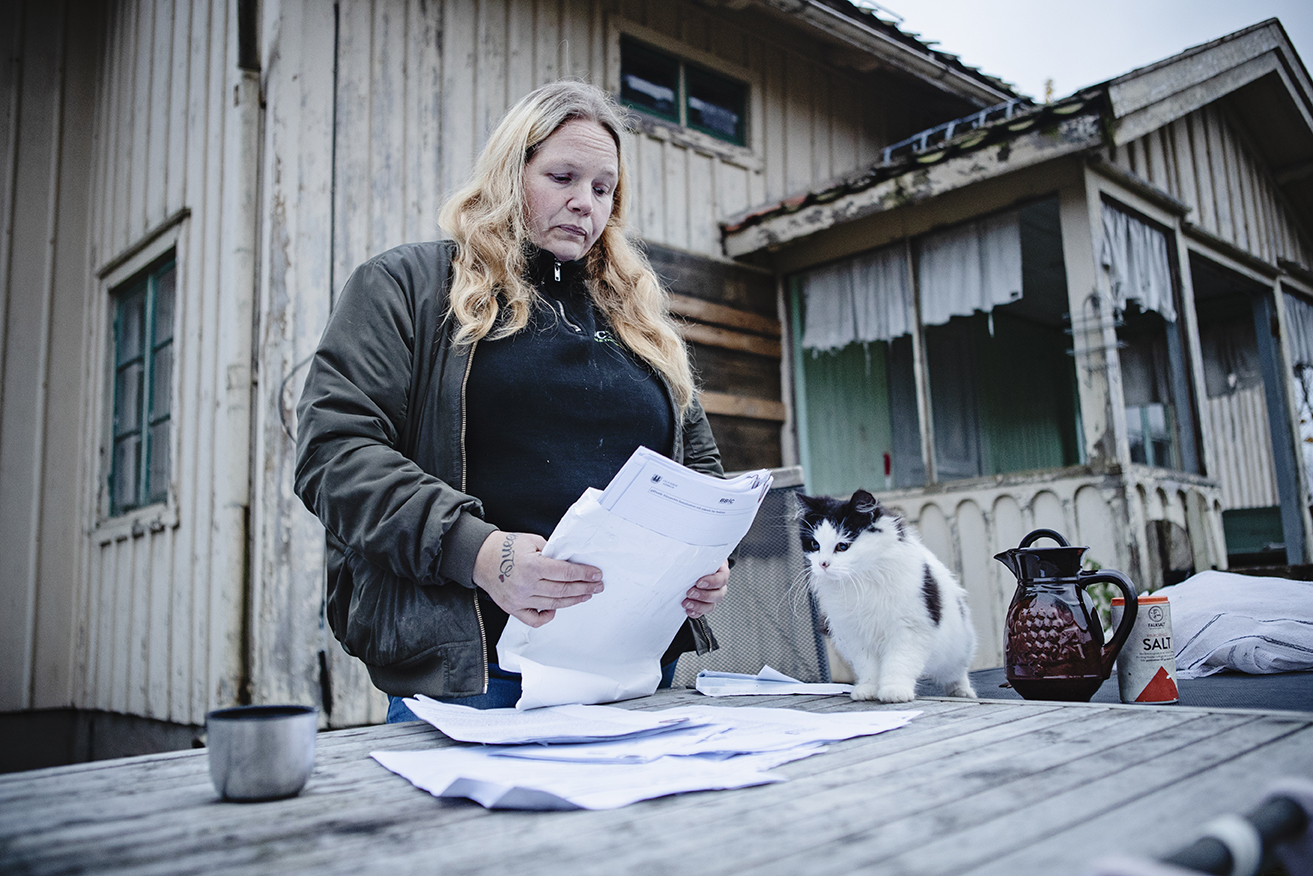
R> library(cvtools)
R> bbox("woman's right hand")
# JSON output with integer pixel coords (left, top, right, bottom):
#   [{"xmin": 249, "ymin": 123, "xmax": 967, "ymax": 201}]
[{"xmin": 473, "ymin": 531, "xmax": 604, "ymax": 628}]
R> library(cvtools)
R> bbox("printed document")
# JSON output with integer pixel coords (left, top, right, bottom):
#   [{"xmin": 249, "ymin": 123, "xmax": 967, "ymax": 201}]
[{"xmin": 498, "ymin": 447, "xmax": 773, "ymax": 709}]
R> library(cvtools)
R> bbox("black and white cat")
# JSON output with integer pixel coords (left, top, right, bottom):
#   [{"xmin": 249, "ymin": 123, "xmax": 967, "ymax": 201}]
[{"xmin": 798, "ymin": 489, "xmax": 978, "ymax": 703}]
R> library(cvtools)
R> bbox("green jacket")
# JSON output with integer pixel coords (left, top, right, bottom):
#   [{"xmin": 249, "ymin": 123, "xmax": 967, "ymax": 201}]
[{"xmin": 295, "ymin": 241, "xmax": 724, "ymax": 698}]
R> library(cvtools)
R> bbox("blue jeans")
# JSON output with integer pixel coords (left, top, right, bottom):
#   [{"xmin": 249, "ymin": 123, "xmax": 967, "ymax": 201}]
[{"xmin": 386, "ymin": 659, "xmax": 679, "ymax": 722}]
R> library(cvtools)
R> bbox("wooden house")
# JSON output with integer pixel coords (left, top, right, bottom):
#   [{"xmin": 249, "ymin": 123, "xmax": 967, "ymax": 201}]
[
  {"xmin": 724, "ymin": 19, "xmax": 1313, "ymax": 669},
  {"xmin": 1, "ymin": 0, "xmax": 1025, "ymax": 762},
  {"xmin": 7, "ymin": 0, "xmax": 1308, "ymax": 765}
]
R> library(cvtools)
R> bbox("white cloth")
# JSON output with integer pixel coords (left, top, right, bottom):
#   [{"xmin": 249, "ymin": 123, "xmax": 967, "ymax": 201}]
[
  {"xmin": 1158, "ymin": 570, "xmax": 1313, "ymax": 678},
  {"xmin": 800, "ymin": 244, "xmax": 912, "ymax": 352},
  {"xmin": 917, "ymin": 209, "xmax": 1022, "ymax": 327},
  {"xmin": 1100, "ymin": 203, "xmax": 1176, "ymax": 322},
  {"xmin": 1284, "ymin": 291, "xmax": 1313, "ymax": 367}
]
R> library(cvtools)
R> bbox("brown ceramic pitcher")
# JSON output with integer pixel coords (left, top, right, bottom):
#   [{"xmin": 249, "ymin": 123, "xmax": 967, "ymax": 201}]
[{"xmin": 995, "ymin": 529, "xmax": 1138, "ymax": 702}]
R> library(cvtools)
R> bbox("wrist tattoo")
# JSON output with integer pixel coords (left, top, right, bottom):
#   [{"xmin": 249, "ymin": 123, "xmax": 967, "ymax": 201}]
[{"xmin": 498, "ymin": 533, "xmax": 517, "ymax": 582}]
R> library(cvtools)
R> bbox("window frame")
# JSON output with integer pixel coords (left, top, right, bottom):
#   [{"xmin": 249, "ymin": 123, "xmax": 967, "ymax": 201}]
[
  {"xmin": 608, "ymin": 19, "xmax": 760, "ymax": 164},
  {"xmin": 95, "ymin": 224, "xmax": 183, "ymax": 536},
  {"xmin": 109, "ymin": 253, "xmax": 176, "ymax": 516}
]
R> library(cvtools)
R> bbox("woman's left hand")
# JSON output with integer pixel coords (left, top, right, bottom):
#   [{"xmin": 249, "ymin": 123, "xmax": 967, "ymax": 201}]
[{"xmin": 683, "ymin": 561, "xmax": 730, "ymax": 618}]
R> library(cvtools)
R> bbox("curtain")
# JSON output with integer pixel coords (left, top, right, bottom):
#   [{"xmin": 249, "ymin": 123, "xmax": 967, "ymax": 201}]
[
  {"xmin": 799, "ymin": 210, "xmax": 1024, "ymax": 352},
  {"xmin": 917, "ymin": 210, "xmax": 1023, "ymax": 326},
  {"xmin": 1100, "ymin": 203, "xmax": 1176, "ymax": 322},
  {"xmin": 1285, "ymin": 291, "xmax": 1313, "ymax": 368},
  {"xmin": 800, "ymin": 244, "xmax": 911, "ymax": 352}
]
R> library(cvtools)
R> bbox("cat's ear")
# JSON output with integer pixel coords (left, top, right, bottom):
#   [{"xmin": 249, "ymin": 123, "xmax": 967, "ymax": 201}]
[
  {"xmin": 795, "ymin": 493, "xmax": 825, "ymax": 518},
  {"xmin": 851, "ymin": 489, "xmax": 879, "ymax": 514}
]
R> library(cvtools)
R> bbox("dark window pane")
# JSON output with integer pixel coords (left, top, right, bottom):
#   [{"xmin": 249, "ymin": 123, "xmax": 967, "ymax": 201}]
[
  {"xmin": 686, "ymin": 64, "xmax": 745, "ymax": 144},
  {"xmin": 114, "ymin": 362, "xmax": 143, "ymax": 437},
  {"xmin": 153, "ymin": 262, "xmax": 175, "ymax": 345},
  {"xmin": 1120, "ymin": 304, "xmax": 1181, "ymax": 469},
  {"xmin": 620, "ymin": 39, "xmax": 679, "ymax": 122},
  {"xmin": 113, "ymin": 434, "xmax": 140, "ymax": 512},
  {"xmin": 116, "ymin": 286, "xmax": 146, "ymax": 365},
  {"xmin": 147, "ymin": 421, "xmax": 170, "ymax": 504},
  {"xmin": 150, "ymin": 343, "xmax": 171, "ymax": 421}
]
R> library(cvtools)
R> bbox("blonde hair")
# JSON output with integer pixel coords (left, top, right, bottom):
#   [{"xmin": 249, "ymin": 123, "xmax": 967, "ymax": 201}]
[{"xmin": 438, "ymin": 80, "xmax": 695, "ymax": 411}]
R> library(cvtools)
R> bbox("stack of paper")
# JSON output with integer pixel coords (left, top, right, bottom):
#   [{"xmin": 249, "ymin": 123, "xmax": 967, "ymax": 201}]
[
  {"xmin": 372, "ymin": 697, "xmax": 919, "ymax": 810},
  {"xmin": 498, "ymin": 447, "xmax": 774, "ymax": 710}
]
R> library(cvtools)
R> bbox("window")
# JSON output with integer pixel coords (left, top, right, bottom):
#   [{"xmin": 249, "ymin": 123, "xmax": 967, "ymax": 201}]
[
  {"xmin": 794, "ymin": 244, "xmax": 924, "ymax": 495},
  {"xmin": 1101, "ymin": 201, "xmax": 1200, "ymax": 473},
  {"xmin": 792, "ymin": 198, "xmax": 1081, "ymax": 492},
  {"xmin": 110, "ymin": 254, "xmax": 175, "ymax": 515},
  {"xmin": 920, "ymin": 200, "xmax": 1080, "ymax": 480},
  {"xmin": 620, "ymin": 37, "xmax": 747, "ymax": 146}
]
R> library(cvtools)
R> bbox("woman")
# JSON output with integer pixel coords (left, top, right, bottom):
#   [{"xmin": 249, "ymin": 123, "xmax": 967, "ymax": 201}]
[{"xmin": 295, "ymin": 80, "xmax": 730, "ymax": 718}]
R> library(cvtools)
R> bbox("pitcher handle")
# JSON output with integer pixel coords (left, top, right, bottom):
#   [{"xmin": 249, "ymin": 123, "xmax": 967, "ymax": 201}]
[
  {"xmin": 1079, "ymin": 570, "xmax": 1138, "ymax": 680},
  {"xmin": 1019, "ymin": 528, "xmax": 1069, "ymax": 548}
]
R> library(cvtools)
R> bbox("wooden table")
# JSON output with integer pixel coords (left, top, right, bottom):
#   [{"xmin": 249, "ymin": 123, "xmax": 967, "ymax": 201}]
[{"xmin": 3, "ymin": 690, "xmax": 1311, "ymax": 875}]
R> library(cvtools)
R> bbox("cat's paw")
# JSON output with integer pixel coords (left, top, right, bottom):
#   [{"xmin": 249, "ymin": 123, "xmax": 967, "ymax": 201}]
[
  {"xmin": 850, "ymin": 683, "xmax": 881, "ymax": 701},
  {"xmin": 875, "ymin": 683, "xmax": 916, "ymax": 703},
  {"xmin": 944, "ymin": 680, "xmax": 977, "ymax": 699}
]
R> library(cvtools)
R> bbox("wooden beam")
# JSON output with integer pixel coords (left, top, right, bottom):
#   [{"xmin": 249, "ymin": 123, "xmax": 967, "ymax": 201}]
[
  {"xmin": 698, "ymin": 391, "xmax": 787, "ymax": 421},
  {"xmin": 677, "ymin": 322, "xmax": 783, "ymax": 358},
  {"xmin": 668, "ymin": 293, "xmax": 781, "ymax": 337}
]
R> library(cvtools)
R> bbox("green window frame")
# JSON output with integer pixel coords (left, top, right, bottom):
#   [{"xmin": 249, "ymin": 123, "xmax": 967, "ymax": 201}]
[
  {"xmin": 619, "ymin": 36, "xmax": 747, "ymax": 146},
  {"xmin": 110, "ymin": 254, "xmax": 176, "ymax": 516}
]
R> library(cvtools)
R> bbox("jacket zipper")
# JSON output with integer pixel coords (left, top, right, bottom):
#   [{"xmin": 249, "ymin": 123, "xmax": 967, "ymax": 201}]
[
  {"xmin": 460, "ymin": 340, "xmax": 489, "ymax": 695},
  {"xmin": 547, "ymin": 258, "xmax": 584, "ymax": 334}
]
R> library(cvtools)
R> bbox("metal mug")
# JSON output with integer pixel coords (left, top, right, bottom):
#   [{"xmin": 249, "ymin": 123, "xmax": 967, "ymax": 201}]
[{"xmin": 206, "ymin": 705, "xmax": 318, "ymax": 802}]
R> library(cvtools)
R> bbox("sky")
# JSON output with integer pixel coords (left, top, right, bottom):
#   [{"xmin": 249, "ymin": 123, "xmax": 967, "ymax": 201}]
[{"xmin": 868, "ymin": 0, "xmax": 1313, "ymax": 102}]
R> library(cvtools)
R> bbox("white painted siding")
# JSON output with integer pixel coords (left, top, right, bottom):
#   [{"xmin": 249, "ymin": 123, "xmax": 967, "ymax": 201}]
[
  {"xmin": 1202, "ymin": 386, "xmax": 1281, "ymax": 509},
  {"xmin": 0, "ymin": 0, "xmax": 257, "ymax": 725},
  {"xmin": 0, "ymin": 0, "xmax": 100, "ymax": 714},
  {"xmin": 1115, "ymin": 104, "xmax": 1312, "ymax": 268},
  {"xmin": 77, "ymin": 0, "xmax": 255, "ymax": 726}
]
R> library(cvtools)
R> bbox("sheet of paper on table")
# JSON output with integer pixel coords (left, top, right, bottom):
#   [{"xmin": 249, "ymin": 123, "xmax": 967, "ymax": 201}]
[
  {"xmin": 695, "ymin": 665, "xmax": 856, "ymax": 697},
  {"xmin": 403, "ymin": 696, "xmax": 698, "ymax": 745},
  {"xmin": 497, "ymin": 447, "xmax": 773, "ymax": 710},
  {"xmin": 381, "ymin": 699, "xmax": 919, "ymax": 809},
  {"xmin": 371, "ymin": 748, "xmax": 786, "ymax": 811}
]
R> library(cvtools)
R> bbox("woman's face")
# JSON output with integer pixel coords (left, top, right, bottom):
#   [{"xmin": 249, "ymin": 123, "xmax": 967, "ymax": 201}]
[{"xmin": 523, "ymin": 119, "xmax": 619, "ymax": 262}]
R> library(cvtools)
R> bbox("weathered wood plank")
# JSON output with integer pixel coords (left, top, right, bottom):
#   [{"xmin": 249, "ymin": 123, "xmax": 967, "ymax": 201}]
[
  {"xmin": 668, "ymin": 293, "xmax": 780, "ymax": 336},
  {"xmin": 144, "ymin": 0, "xmax": 172, "ymax": 225},
  {"xmin": 0, "ymin": 0, "xmax": 63, "ymax": 712},
  {"xmin": 698, "ymin": 391, "xmax": 785, "ymax": 422},
  {"xmin": 127, "ymin": 0, "xmax": 152, "ymax": 240},
  {"xmin": 678, "ymin": 322, "xmax": 781, "ymax": 357}
]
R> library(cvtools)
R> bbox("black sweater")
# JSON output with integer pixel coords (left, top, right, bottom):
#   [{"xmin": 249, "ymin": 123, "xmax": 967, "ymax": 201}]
[{"xmin": 464, "ymin": 246, "xmax": 675, "ymax": 656}]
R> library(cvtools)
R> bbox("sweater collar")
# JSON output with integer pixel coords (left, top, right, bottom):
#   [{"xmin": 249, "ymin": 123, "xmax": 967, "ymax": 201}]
[{"xmin": 524, "ymin": 243, "xmax": 588, "ymax": 290}]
